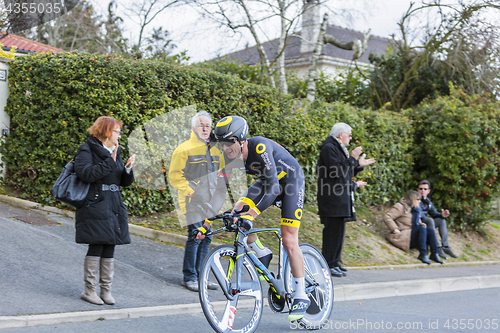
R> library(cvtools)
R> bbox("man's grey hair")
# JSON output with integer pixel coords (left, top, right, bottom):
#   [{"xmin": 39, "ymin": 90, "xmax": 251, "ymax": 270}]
[
  {"xmin": 191, "ymin": 110, "xmax": 212, "ymax": 128},
  {"xmin": 330, "ymin": 123, "xmax": 351, "ymax": 138}
]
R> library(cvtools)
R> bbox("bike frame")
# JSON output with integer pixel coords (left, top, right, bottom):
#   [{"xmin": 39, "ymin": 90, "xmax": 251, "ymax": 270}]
[{"xmin": 207, "ymin": 211, "xmax": 321, "ymax": 302}]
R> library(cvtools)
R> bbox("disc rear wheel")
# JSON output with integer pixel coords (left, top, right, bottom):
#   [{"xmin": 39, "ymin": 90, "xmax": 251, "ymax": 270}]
[{"xmin": 284, "ymin": 243, "xmax": 334, "ymax": 329}]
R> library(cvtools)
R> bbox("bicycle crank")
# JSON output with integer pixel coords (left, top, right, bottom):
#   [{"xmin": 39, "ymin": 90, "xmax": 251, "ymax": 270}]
[{"xmin": 267, "ymin": 287, "xmax": 286, "ymax": 313}]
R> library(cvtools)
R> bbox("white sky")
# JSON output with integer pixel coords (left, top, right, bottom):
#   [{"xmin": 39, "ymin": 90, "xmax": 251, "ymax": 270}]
[{"xmin": 87, "ymin": 0, "xmax": 457, "ymax": 63}]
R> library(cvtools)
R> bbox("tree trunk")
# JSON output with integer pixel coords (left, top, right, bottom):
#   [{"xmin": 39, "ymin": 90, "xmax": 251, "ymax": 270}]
[
  {"xmin": 306, "ymin": 13, "xmax": 328, "ymax": 101},
  {"xmin": 238, "ymin": 0, "xmax": 276, "ymax": 88},
  {"xmin": 276, "ymin": 12, "xmax": 288, "ymax": 95}
]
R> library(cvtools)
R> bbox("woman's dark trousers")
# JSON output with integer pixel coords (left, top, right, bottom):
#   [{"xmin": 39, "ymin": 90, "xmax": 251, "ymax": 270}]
[{"xmin": 410, "ymin": 224, "xmax": 438, "ymax": 255}]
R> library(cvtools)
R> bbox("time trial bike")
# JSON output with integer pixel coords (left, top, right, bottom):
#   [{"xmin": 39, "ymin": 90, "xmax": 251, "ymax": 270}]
[{"xmin": 197, "ymin": 208, "xmax": 334, "ymax": 333}]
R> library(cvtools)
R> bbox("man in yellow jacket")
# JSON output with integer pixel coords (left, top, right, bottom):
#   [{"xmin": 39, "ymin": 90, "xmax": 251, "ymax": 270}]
[{"xmin": 169, "ymin": 111, "xmax": 223, "ymax": 292}]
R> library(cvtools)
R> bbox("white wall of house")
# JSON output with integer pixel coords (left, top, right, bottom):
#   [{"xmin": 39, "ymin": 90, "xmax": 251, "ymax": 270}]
[
  {"xmin": 0, "ymin": 61, "xmax": 10, "ymax": 178},
  {"xmin": 285, "ymin": 55, "xmax": 372, "ymax": 78}
]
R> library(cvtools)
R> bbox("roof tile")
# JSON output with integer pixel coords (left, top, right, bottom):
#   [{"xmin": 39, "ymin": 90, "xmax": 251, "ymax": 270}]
[{"xmin": 0, "ymin": 32, "xmax": 64, "ymax": 53}]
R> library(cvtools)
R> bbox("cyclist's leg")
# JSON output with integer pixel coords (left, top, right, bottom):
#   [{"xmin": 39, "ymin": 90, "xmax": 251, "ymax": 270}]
[
  {"xmin": 280, "ymin": 182, "xmax": 310, "ymax": 320},
  {"xmin": 280, "ymin": 180, "xmax": 305, "ymax": 279},
  {"xmin": 281, "ymin": 224, "xmax": 304, "ymax": 277}
]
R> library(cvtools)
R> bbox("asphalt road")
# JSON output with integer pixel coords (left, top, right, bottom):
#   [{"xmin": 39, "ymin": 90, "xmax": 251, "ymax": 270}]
[
  {"xmin": 1, "ymin": 197, "xmax": 499, "ymax": 333},
  {"xmin": 2, "ymin": 288, "xmax": 498, "ymax": 333}
]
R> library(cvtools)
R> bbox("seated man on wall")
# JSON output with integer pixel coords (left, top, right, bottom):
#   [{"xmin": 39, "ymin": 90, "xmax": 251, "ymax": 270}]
[{"xmin": 417, "ymin": 180, "xmax": 458, "ymax": 259}]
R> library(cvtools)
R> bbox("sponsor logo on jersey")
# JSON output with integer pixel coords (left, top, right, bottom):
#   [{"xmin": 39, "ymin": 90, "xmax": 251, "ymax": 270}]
[
  {"xmin": 261, "ymin": 151, "xmax": 272, "ymax": 171},
  {"xmin": 278, "ymin": 158, "xmax": 295, "ymax": 172},
  {"xmin": 256, "ymin": 143, "xmax": 266, "ymax": 154},
  {"xmin": 297, "ymin": 188, "xmax": 304, "ymax": 209}
]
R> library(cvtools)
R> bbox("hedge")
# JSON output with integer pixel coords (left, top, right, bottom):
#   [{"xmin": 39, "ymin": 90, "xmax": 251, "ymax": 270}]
[
  {"xmin": 2, "ymin": 52, "xmax": 496, "ymax": 230},
  {"xmin": 411, "ymin": 86, "xmax": 500, "ymax": 230},
  {"xmin": 1, "ymin": 52, "xmax": 293, "ymax": 215}
]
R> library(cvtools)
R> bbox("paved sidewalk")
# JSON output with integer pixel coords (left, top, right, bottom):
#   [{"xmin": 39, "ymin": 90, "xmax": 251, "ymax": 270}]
[{"xmin": 0, "ymin": 196, "xmax": 499, "ymax": 329}]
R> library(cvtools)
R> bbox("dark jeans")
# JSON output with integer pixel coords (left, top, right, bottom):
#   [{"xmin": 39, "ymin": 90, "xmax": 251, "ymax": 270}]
[
  {"xmin": 320, "ymin": 216, "xmax": 345, "ymax": 268},
  {"xmin": 410, "ymin": 224, "xmax": 438, "ymax": 255},
  {"xmin": 421, "ymin": 216, "xmax": 449, "ymax": 247},
  {"xmin": 183, "ymin": 221, "xmax": 212, "ymax": 282}
]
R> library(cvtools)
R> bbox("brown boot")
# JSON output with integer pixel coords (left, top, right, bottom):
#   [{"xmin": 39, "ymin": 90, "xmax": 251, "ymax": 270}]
[
  {"xmin": 81, "ymin": 256, "xmax": 104, "ymax": 305},
  {"xmin": 99, "ymin": 258, "xmax": 116, "ymax": 305}
]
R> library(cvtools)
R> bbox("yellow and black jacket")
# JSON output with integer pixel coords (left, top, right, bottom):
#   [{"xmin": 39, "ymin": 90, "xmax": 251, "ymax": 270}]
[{"xmin": 168, "ymin": 132, "xmax": 224, "ymax": 216}]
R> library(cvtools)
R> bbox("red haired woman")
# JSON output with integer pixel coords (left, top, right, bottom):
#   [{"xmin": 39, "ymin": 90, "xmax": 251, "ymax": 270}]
[{"xmin": 74, "ymin": 116, "xmax": 136, "ymax": 305}]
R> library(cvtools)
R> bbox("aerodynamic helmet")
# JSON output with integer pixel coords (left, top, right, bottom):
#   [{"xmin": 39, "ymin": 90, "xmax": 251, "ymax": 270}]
[{"xmin": 214, "ymin": 116, "xmax": 248, "ymax": 144}]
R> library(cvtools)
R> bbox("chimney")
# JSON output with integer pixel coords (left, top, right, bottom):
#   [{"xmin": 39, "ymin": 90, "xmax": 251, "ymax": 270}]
[{"xmin": 300, "ymin": 0, "xmax": 320, "ymax": 53}]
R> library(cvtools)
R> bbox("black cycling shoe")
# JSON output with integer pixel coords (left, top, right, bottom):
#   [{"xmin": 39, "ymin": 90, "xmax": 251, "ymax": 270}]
[{"xmin": 288, "ymin": 298, "xmax": 311, "ymax": 321}]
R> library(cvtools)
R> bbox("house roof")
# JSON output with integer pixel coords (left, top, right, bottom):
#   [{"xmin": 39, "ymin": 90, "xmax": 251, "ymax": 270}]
[
  {"xmin": 223, "ymin": 25, "xmax": 392, "ymax": 66},
  {"xmin": 0, "ymin": 32, "xmax": 64, "ymax": 53}
]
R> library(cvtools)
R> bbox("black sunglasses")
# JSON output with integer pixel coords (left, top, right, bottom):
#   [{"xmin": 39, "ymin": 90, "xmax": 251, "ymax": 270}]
[
  {"xmin": 418, "ymin": 187, "xmax": 430, "ymax": 190},
  {"xmin": 218, "ymin": 137, "xmax": 238, "ymax": 146}
]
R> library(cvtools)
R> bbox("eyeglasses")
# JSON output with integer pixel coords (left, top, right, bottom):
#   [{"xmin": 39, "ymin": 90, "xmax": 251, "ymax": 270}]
[
  {"xmin": 218, "ymin": 137, "xmax": 238, "ymax": 147},
  {"xmin": 196, "ymin": 125, "xmax": 211, "ymax": 129},
  {"xmin": 418, "ymin": 187, "xmax": 430, "ymax": 191},
  {"xmin": 343, "ymin": 132, "xmax": 352, "ymax": 139}
]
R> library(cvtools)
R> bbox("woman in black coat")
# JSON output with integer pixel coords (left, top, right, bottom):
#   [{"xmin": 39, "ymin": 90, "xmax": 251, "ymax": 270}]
[
  {"xmin": 74, "ymin": 116, "xmax": 136, "ymax": 305},
  {"xmin": 316, "ymin": 123, "xmax": 375, "ymax": 277}
]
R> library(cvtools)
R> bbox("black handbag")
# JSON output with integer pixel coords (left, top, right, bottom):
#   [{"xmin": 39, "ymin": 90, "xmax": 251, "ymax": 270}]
[{"xmin": 51, "ymin": 159, "xmax": 90, "ymax": 208}]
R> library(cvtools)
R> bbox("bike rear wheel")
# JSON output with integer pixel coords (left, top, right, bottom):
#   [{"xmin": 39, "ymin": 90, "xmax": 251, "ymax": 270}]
[
  {"xmin": 284, "ymin": 243, "xmax": 334, "ymax": 329},
  {"xmin": 199, "ymin": 245, "xmax": 263, "ymax": 333}
]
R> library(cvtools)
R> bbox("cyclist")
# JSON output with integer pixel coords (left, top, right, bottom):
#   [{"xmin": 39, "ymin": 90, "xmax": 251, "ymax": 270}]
[{"xmin": 194, "ymin": 115, "xmax": 310, "ymax": 321}]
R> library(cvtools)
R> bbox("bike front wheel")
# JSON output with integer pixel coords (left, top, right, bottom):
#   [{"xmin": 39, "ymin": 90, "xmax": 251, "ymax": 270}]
[
  {"xmin": 284, "ymin": 243, "xmax": 334, "ymax": 329},
  {"xmin": 199, "ymin": 245, "xmax": 263, "ymax": 333}
]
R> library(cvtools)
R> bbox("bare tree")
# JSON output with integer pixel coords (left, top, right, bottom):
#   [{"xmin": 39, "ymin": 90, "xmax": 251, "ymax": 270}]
[
  {"xmin": 123, "ymin": 0, "xmax": 182, "ymax": 51},
  {"xmin": 305, "ymin": 11, "xmax": 369, "ymax": 101},
  {"xmin": 369, "ymin": 0, "xmax": 500, "ymax": 110},
  {"xmin": 191, "ymin": 0, "xmax": 312, "ymax": 94}
]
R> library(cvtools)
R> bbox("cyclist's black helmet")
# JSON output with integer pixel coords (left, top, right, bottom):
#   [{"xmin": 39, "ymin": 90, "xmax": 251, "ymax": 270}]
[{"xmin": 214, "ymin": 116, "xmax": 248, "ymax": 143}]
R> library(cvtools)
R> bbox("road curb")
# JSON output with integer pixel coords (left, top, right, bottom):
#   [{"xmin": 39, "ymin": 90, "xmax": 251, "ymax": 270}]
[
  {"xmin": 0, "ymin": 303, "xmax": 202, "ymax": 329},
  {"xmin": 1, "ymin": 274, "xmax": 499, "ymax": 329},
  {"xmin": 334, "ymin": 273, "xmax": 500, "ymax": 302},
  {"xmin": 0, "ymin": 194, "xmax": 75, "ymax": 218}
]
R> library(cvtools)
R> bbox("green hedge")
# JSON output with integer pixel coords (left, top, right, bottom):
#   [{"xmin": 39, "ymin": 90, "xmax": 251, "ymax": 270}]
[
  {"xmin": 3, "ymin": 52, "xmax": 497, "ymax": 230},
  {"xmin": 1, "ymin": 52, "xmax": 293, "ymax": 215},
  {"xmin": 273, "ymin": 100, "xmax": 414, "ymax": 205},
  {"xmin": 411, "ymin": 86, "xmax": 500, "ymax": 230}
]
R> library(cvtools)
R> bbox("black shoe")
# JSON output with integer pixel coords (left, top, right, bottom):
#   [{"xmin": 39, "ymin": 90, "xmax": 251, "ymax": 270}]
[
  {"xmin": 330, "ymin": 267, "xmax": 343, "ymax": 277},
  {"xmin": 334, "ymin": 266, "xmax": 347, "ymax": 276},
  {"xmin": 437, "ymin": 247, "xmax": 448, "ymax": 259},
  {"xmin": 443, "ymin": 246, "xmax": 458, "ymax": 258},
  {"xmin": 429, "ymin": 253, "xmax": 444, "ymax": 264},
  {"xmin": 417, "ymin": 253, "xmax": 431, "ymax": 265},
  {"xmin": 337, "ymin": 265, "xmax": 348, "ymax": 272}
]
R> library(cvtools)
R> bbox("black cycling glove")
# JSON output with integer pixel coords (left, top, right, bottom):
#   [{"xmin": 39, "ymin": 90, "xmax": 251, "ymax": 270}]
[{"xmin": 239, "ymin": 215, "xmax": 254, "ymax": 231}]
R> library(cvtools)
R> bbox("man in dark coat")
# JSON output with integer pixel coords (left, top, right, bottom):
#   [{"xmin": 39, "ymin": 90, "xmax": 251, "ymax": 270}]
[
  {"xmin": 417, "ymin": 180, "xmax": 458, "ymax": 259},
  {"xmin": 317, "ymin": 123, "xmax": 375, "ymax": 277}
]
